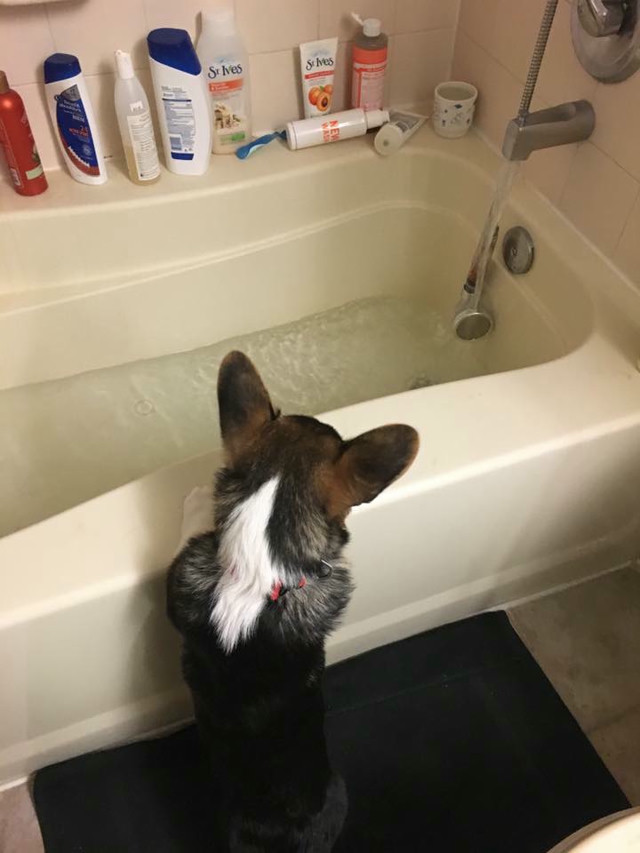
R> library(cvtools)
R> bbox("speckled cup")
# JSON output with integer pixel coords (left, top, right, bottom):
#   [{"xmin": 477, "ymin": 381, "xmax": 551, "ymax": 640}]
[{"xmin": 433, "ymin": 81, "xmax": 478, "ymax": 139}]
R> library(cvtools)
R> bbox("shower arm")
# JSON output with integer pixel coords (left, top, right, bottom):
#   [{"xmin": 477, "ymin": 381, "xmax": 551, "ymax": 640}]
[{"xmin": 504, "ymin": 0, "xmax": 595, "ymax": 160}]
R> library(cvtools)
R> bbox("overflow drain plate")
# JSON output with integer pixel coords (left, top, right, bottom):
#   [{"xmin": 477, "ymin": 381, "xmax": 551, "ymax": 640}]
[{"xmin": 502, "ymin": 226, "xmax": 535, "ymax": 275}]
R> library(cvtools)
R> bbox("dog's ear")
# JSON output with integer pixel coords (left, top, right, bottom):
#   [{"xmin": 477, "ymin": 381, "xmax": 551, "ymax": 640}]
[
  {"xmin": 330, "ymin": 424, "xmax": 419, "ymax": 514},
  {"xmin": 217, "ymin": 351, "xmax": 276, "ymax": 462}
]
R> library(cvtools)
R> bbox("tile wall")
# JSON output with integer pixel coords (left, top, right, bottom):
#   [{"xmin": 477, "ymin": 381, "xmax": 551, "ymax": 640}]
[
  {"xmin": 0, "ymin": 0, "xmax": 458, "ymax": 174},
  {"xmin": 452, "ymin": 0, "xmax": 640, "ymax": 287}
]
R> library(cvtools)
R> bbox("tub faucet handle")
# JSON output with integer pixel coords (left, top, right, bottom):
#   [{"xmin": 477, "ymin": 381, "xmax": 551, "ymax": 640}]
[{"xmin": 577, "ymin": 0, "xmax": 625, "ymax": 37}]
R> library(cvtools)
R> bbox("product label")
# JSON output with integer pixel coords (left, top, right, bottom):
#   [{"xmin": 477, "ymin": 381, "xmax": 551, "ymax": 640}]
[
  {"xmin": 351, "ymin": 51, "xmax": 387, "ymax": 111},
  {"xmin": 0, "ymin": 118, "xmax": 21, "ymax": 187},
  {"xmin": 321, "ymin": 119, "xmax": 341, "ymax": 144},
  {"xmin": 25, "ymin": 160, "xmax": 44, "ymax": 180},
  {"xmin": 302, "ymin": 43, "xmax": 336, "ymax": 117},
  {"xmin": 0, "ymin": 112, "xmax": 44, "ymax": 188},
  {"xmin": 55, "ymin": 84, "xmax": 101, "ymax": 176},
  {"xmin": 161, "ymin": 85, "xmax": 196, "ymax": 161},
  {"xmin": 126, "ymin": 108, "xmax": 160, "ymax": 181},
  {"xmin": 206, "ymin": 58, "xmax": 248, "ymax": 147}
]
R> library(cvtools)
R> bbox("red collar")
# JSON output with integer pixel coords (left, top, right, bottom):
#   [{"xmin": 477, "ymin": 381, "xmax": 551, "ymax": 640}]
[
  {"xmin": 269, "ymin": 577, "xmax": 306, "ymax": 601},
  {"xmin": 268, "ymin": 560, "xmax": 332, "ymax": 602}
]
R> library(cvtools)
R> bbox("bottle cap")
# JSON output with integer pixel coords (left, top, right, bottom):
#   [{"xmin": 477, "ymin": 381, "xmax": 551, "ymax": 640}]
[
  {"xmin": 201, "ymin": 7, "xmax": 236, "ymax": 37},
  {"xmin": 147, "ymin": 28, "xmax": 201, "ymax": 76},
  {"xmin": 0, "ymin": 71, "xmax": 9, "ymax": 94},
  {"xmin": 351, "ymin": 12, "xmax": 381, "ymax": 37},
  {"xmin": 364, "ymin": 109, "xmax": 389, "ymax": 130},
  {"xmin": 44, "ymin": 53, "xmax": 82, "ymax": 84},
  {"xmin": 362, "ymin": 17, "xmax": 381, "ymax": 36},
  {"xmin": 114, "ymin": 50, "xmax": 134, "ymax": 80},
  {"xmin": 374, "ymin": 122, "xmax": 403, "ymax": 155}
]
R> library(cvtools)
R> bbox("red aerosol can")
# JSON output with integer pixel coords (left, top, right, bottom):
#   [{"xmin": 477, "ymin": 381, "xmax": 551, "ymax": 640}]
[{"xmin": 0, "ymin": 70, "xmax": 48, "ymax": 196}]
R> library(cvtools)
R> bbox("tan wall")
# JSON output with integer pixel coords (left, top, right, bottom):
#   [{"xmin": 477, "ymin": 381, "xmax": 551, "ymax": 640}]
[
  {"xmin": 453, "ymin": 0, "xmax": 640, "ymax": 288},
  {"xmin": 0, "ymin": 0, "xmax": 458, "ymax": 175}
]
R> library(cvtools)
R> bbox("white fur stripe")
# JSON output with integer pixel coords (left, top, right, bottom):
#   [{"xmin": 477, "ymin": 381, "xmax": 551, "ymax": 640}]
[{"xmin": 212, "ymin": 476, "xmax": 281, "ymax": 652}]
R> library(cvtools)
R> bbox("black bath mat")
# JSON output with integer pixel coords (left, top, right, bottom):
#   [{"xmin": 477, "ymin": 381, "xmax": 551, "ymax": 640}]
[{"xmin": 33, "ymin": 612, "xmax": 628, "ymax": 853}]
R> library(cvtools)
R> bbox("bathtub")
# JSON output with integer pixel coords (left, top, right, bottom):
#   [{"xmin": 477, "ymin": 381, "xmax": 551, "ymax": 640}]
[{"xmin": 2, "ymin": 126, "xmax": 640, "ymax": 786}]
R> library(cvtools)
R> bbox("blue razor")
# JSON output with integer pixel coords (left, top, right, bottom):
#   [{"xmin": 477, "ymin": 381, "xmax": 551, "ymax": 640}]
[{"xmin": 235, "ymin": 130, "xmax": 287, "ymax": 160}]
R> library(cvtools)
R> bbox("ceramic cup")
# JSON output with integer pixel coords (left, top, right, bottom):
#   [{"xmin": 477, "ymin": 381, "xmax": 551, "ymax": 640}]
[{"xmin": 432, "ymin": 81, "xmax": 478, "ymax": 139}]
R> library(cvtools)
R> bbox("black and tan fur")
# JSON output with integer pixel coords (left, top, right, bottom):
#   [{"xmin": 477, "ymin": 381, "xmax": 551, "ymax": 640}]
[{"xmin": 167, "ymin": 351, "xmax": 419, "ymax": 851}]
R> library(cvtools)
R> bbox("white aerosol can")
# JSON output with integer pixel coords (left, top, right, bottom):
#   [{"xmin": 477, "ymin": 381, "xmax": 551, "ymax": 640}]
[{"xmin": 286, "ymin": 108, "xmax": 388, "ymax": 150}]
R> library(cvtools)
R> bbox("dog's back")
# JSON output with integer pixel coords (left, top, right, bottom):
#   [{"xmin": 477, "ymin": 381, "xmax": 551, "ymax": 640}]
[
  {"xmin": 167, "ymin": 352, "xmax": 418, "ymax": 851},
  {"xmin": 168, "ymin": 530, "xmax": 349, "ymax": 852}
]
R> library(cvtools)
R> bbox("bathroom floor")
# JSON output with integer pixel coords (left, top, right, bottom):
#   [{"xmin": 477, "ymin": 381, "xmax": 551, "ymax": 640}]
[
  {"xmin": 508, "ymin": 565, "xmax": 640, "ymax": 806},
  {"xmin": 2, "ymin": 565, "xmax": 639, "ymax": 852}
]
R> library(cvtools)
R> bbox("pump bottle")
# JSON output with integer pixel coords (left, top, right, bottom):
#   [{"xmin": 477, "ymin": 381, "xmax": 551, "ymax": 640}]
[
  {"xmin": 114, "ymin": 50, "xmax": 160, "ymax": 185},
  {"xmin": 351, "ymin": 13, "xmax": 388, "ymax": 111}
]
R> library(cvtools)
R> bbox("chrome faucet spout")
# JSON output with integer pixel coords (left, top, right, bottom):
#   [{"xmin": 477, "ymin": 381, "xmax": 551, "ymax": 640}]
[{"xmin": 501, "ymin": 99, "xmax": 595, "ymax": 161}]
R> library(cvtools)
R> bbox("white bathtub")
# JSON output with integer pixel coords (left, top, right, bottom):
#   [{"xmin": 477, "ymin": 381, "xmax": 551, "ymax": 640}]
[{"xmin": 2, "ymin": 127, "xmax": 640, "ymax": 787}]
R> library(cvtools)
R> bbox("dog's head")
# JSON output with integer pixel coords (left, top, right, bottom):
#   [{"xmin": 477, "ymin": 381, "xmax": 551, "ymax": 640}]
[{"xmin": 211, "ymin": 351, "xmax": 419, "ymax": 651}]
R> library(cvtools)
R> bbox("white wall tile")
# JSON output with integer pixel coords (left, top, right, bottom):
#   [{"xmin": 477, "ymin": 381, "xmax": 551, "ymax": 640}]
[
  {"xmin": 143, "ymin": 0, "xmax": 205, "ymax": 39},
  {"xmin": 390, "ymin": 29, "xmax": 453, "ymax": 107},
  {"xmin": 591, "ymin": 73, "xmax": 640, "ymax": 183},
  {"xmin": 535, "ymin": 0, "xmax": 597, "ymax": 106},
  {"xmin": 237, "ymin": 0, "xmax": 318, "ymax": 54},
  {"xmin": 452, "ymin": 30, "xmax": 521, "ymax": 149},
  {"xmin": 614, "ymin": 193, "xmax": 640, "ymax": 288},
  {"xmin": 459, "ymin": 0, "xmax": 546, "ymax": 84},
  {"xmin": 559, "ymin": 142, "xmax": 639, "ymax": 256},
  {"xmin": 47, "ymin": 0, "xmax": 148, "ymax": 76},
  {"xmin": 523, "ymin": 142, "xmax": 578, "ymax": 206},
  {"xmin": 319, "ymin": 0, "xmax": 396, "ymax": 41},
  {"xmin": 249, "ymin": 49, "xmax": 302, "ymax": 133},
  {"xmin": 0, "ymin": 4, "xmax": 54, "ymax": 86},
  {"xmin": 395, "ymin": 0, "xmax": 459, "ymax": 35}
]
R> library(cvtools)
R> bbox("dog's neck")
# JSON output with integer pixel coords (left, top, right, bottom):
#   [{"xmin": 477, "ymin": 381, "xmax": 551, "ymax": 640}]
[
  {"xmin": 211, "ymin": 477, "xmax": 282, "ymax": 653},
  {"xmin": 210, "ymin": 476, "xmax": 333, "ymax": 651}
]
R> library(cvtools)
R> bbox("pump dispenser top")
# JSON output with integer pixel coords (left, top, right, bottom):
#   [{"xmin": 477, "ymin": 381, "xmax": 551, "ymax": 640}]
[
  {"xmin": 114, "ymin": 49, "xmax": 135, "ymax": 79},
  {"xmin": 351, "ymin": 12, "xmax": 381, "ymax": 37}
]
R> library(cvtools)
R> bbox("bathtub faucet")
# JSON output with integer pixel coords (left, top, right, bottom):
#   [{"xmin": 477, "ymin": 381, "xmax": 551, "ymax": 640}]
[{"xmin": 502, "ymin": 100, "xmax": 595, "ymax": 161}]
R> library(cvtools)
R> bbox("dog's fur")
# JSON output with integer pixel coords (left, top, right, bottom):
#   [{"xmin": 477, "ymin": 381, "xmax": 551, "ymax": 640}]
[{"xmin": 167, "ymin": 351, "xmax": 419, "ymax": 851}]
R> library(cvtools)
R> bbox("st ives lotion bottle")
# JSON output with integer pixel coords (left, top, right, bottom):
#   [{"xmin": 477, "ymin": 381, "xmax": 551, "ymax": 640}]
[
  {"xmin": 197, "ymin": 7, "xmax": 251, "ymax": 154},
  {"xmin": 147, "ymin": 28, "xmax": 212, "ymax": 176}
]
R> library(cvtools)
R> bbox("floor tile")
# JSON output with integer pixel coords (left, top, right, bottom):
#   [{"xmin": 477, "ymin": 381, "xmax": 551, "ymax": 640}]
[
  {"xmin": 509, "ymin": 568, "xmax": 640, "ymax": 733},
  {"xmin": 0, "ymin": 783, "xmax": 44, "ymax": 853}
]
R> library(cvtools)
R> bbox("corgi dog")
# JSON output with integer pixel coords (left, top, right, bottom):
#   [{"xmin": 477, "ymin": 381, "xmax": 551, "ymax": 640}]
[{"xmin": 167, "ymin": 351, "xmax": 419, "ymax": 852}]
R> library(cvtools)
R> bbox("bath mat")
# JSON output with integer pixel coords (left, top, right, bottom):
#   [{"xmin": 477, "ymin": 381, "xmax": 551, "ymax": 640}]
[{"xmin": 33, "ymin": 612, "xmax": 628, "ymax": 853}]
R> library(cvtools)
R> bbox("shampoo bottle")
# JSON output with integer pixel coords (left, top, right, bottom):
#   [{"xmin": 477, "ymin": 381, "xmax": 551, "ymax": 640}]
[
  {"xmin": 0, "ymin": 70, "xmax": 48, "ymax": 196},
  {"xmin": 44, "ymin": 53, "xmax": 107, "ymax": 185},
  {"xmin": 351, "ymin": 13, "xmax": 388, "ymax": 111},
  {"xmin": 147, "ymin": 28, "xmax": 212, "ymax": 176},
  {"xmin": 114, "ymin": 50, "xmax": 160, "ymax": 185},
  {"xmin": 197, "ymin": 8, "xmax": 251, "ymax": 154}
]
